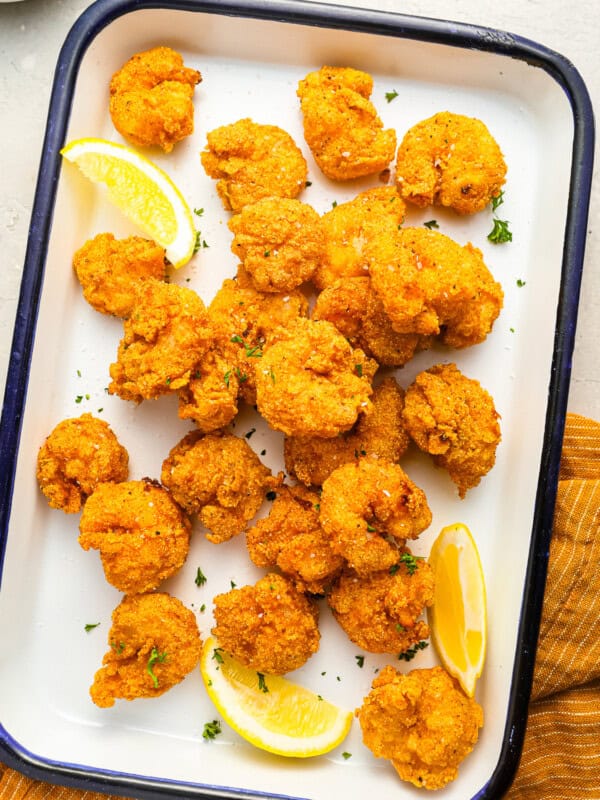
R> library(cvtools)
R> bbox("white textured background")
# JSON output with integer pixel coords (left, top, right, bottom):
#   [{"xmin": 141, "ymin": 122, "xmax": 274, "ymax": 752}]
[{"xmin": 0, "ymin": 0, "xmax": 598, "ymax": 418}]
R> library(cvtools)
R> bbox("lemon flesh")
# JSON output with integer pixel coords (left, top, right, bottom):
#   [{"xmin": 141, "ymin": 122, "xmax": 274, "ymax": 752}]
[
  {"xmin": 61, "ymin": 138, "xmax": 196, "ymax": 268},
  {"xmin": 428, "ymin": 523, "xmax": 487, "ymax": 697},
  {"xmin": 200, "ymin": 637, "xmax": 352, "ymax": 757}
]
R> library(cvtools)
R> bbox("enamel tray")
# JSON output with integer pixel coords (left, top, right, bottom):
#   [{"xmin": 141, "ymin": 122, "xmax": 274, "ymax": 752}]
[{"xmin": 0, "ymin": 1, "xmax": 594, "ymax": 798}]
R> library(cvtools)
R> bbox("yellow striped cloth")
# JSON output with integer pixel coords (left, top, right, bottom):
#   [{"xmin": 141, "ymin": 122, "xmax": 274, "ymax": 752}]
[{"xmin": 1, "ymin": 413, "xmax": 598, "ymax": 799}]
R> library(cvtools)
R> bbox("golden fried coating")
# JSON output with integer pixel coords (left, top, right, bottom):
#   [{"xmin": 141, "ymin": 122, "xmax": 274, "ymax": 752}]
[
  {"xmin": 228, "ymin": 198, "xmax": 325, "ymax": 293},
  {"xmin": 200, "ymin": 118, "xmax": 307, "ymax": 212},
  {"xmin": 73, "ymin": 233, "xmax": 166, "ymax": 318},
  {"xmin": 109, "ymin": 46, "xmax": 201, "ymax": 152},
  {"xmin": 297, "ymin": 66, "xmax": 396, "ymax": 180},
  {"xmin": 108, "ymin": 278, "xmax": 212, "ymax": 402},
  {"xmin": 284, "ymin": 377, "xmax": 409, "ymax": 487},
  {"xmin": 245, "ymin": 484, "xmax": 343, "ymax": 594},
  {"xmin": 313, "ymin": 277, "xmax": 430, "ymax": 367},
  {"xmin": 402, "ymin": 363, "xmax": 501, "ymax": 498},
  {"xmin": 177, "ymin": 347, "xmax": 239, "ymax": 432},
  {"xmin": 208, "ymin": 270, "xmax": 309, "ymax": 406},
  {"xmin": 314, "ymin": 186, "xmax": 405, "ymax": 290},
  {"xmin": 357, "ymin": 665, "xmax": 484, "ymax": 790},
  {"xmin": 368, "ymin": 227, "xmax": 504, "ymax": 348},
  {"xmin": 327, "ymin": 553, "xmax": 434, "ymax": 654},
  {"xmin": 36, "ymin": 414, "xmax": 129, "ymax": 514},
  {"xmin": 78, "ymin": 479, "xmax": 191, "ymax": 593},
  {"xmin": 212, "ymin": 573, "xmax": 320, "ymax": 674},
  {"xmin": 90, "ymin": 592, "xmax": 202, "ymax": 708},
  {"xmin": 319, "ymin": 457, "xmax": 431, "ymax": 576},
  {"xmin": 255, "ymin": 317, "xmax": 377, "ymax": 438},
  {"xmin": 161, "ymin": 430, "xmax": 279, "ymax": 544},
  {"xmin": 395, "ymin": 111, "xmax": 507, "ymax": 214}
]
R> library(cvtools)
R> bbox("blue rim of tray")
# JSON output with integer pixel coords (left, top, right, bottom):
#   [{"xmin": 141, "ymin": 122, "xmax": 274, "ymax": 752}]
[{"xmin": 0, "ymin": 0, "xmax": 594, "ymax": 798}]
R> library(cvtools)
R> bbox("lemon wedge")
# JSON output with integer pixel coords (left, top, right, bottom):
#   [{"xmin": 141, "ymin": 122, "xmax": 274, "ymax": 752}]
[
  {"xmin": 200, "ymin": 637, "xmax": 352, "ymax": 757},
  {"xmin": 61, "ymin": 138, "xmax": 196, "ymax": 268},
  {"xmin": 427, "ymin": 523, "xmax": 487, "ymax": 697}
]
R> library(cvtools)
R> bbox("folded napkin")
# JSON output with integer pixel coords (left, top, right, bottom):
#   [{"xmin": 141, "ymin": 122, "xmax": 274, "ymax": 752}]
[{"xmin": 1, "ymin": 413, "xmax": 598, "ymax": 799}]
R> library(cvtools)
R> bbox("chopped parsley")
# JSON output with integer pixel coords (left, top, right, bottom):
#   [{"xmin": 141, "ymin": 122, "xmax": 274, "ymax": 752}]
[
  {"xmin": 331, "ymin": 200, "xmax": 338, "ymax": 208},
  {"xmin": 195, "ymin": 567, "xmax": 207, "ymax": 587},
  {"xmin": 355, "ymin": 363, "xmax": 363, "ymax": 377},
  {"xmin": 84, "ymin": 622, "xmax": 100, "ymax": 632},
  {"xmin": 516, "ymin": 278, "xmax": 526, "ymax": 287},
  {"xmin": 342, "ymin": 752, "xmax": 352, "ymax": 760},
  {"xmin": 200, "ymin": 604, "xmax": 206, "ymax": 613},
  {"xmin": 212, "ymin": 647, "xmax": 225, "ymax": 664},
  {"xmin": 202, "ymin": 720, "xmax": 222, "ymax": 740},
  {"xmin": 234, "ymin": 367, "xmax": 248, "ymax": 383},
  {"xmin": 399, "ymin": 552, "xmax": 424, "ymax": 575},
  {"xmin": 398, "ymin": 641, "xmax": 429, "ymax": 662},
  {"xmin": 366, "ymin": 524, "xmax": 376, "ymax": 533},
  {"xmin": 491, "ymin": 191, "xmax": 505, "ymax": 211},
  {"xmin": 487, "ymin": 217, "xmax": 512, "ymax": 244},
  {"xmin": 385, "ymin": 89, "xmax": 399, "ymax": 103},
  {"xmin": 223, "ymin": 370, "xmax": 231, "ymax": 388},
  {"xmin": 264, "ymin": 250, "xmax": 271, "ymax": 257},
  {"xmin": 147, "ymin": 647, "xmax": 168, "ymax": 688},
  {"xmin": 230, "ymin": 335, "xmax": 262, "ymax": 358},
  {"xmin": 423, "ymin": 219, "xmax": 439, "ymax": 229},
  {"xmin": 230, "ymin": 580, "xmax": 237, "ymax": 589},
  {"xmin": 194, "ymin": 207, "xmax": 205, "ymax": 217},
  {"xmin": 193, "ymin": 231, "xmax": 202, "ymax": 254},
  {"xmin": 75, "ymin": 395, "xmax": 83, "ymax": 404},
  {"xmin": 244, "ymin": 428, "xmax": 256, "ymax": 439},
  {"xmin": 257, "ymin": 672, "xmax": 269, "ymax": 693},
  {"xmin": 110, "ymin": 641, "xmax": 125, "ymax": 654},
  {"xmin": 355, "ymin": 655, "xmax": 365, "ymax": 668}
]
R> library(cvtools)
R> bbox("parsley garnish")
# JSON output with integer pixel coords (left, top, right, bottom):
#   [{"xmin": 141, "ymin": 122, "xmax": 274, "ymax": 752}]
[
  {"xmin": 366, "ymin": 524, "xmax": 376, "ymax": 533},
  {"xmin": 110, "ymin": 641, "xmax": 125, "ymax": 654},
  {"xmin": 516, "ymin": 279, "xmax": 526, "ymax": 287},
  {"xmin": 195, "ymin": 567, "xmax": 207, "ymax": 587},
  {"xmin": 234, "ymin": 367, "xmax": 248, "ymax": 383},
  {"xmin": 491, "ymin": 191, "xmax": 505, "ymax": 211},
  {"xmin": 488, "ymin": 217, "xmax": 512, "ymax": 244},
  {"xmin": 342, "ymin": 752, "xmax": 352, "ymax": 760},
  {"xmin": 212, "ymin": 647, "xmax": 224, "ymax": 664},
  {"xmin": 424, "ymin": 219, "xmax": 439, "ymax": 229},
  {"xmin": 385, "ymin": 89, "xmax": 399, "ymax": 103},
  {"xmin": 257, "ymin": 672, "xmax": 269, "ymax": 693},
  {"xmin": 84, "ymin": 622, "xmax": 100, "ymax": 632},
  {"xmin": 193, "ymin": 231, "xmax": 202, "ymax": 254},
  {"xmin": 244, "ymin": 428, "xmax": 256, "ymax": 439},
  {"xmin": 230, "ymin": 335, "xmax": 262, "ymax": 358},
  {"xmin": 230, "ymin": 580, "xmax": 237, "ymax": 589},
  {"xmin": 355, "ymin": 363, "xmax": 363, "ymax": 377},
  {"xmin": 399, "ymin": 552, "xmax": 424, "ymax": 575},
  {"xmin": 223, "ymin": 370, "xmax": 231, "ymax": 388},
  {"xmin": 194, "ymin": 207, "xmax": 205, "ymax": 216},
  {"xmin": 147, "ymin": 647, "xmax": 168, "ymax": 688},
  {"xmin": 355, "ymin": 655, "xmax": 365, "ymax": 668},
  {"xmin": 202, "ymin": 720, "xmax": 222, "ymax": 740},
  {"xmin": 75, "ymin": 395, "xmax": 83, "ymax": 404},
  {"xmin": 331, "ymin": 200, "xmax": 338, "ymax": 208},
  {"xmin": 398, "ymin": 641, "xmax": 429, "ymax": 662},
  {"xmin": 264, "ymin": 250, "xmax": 271, "ymax": 257}
]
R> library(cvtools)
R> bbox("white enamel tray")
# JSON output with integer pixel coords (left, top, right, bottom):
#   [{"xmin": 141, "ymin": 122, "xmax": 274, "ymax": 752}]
[{"xmin": 0, "ymin": 1, "xmax": 594, "ymax": 798}]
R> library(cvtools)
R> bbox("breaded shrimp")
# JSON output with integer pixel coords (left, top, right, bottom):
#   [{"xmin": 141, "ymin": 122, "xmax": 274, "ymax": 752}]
[
  {"xmin": 319, "ymin": 457, "xmax": 431, "ymax": 576},
  {"xmin": 200, "ymin": 118, "xmax": 307, "ymax": 212},
  {"xmin": 108, "ymin": 278, "xmax": 212, "ymax": 402},
  {"xmin": 177, "ymin": 347, "xmax": 239, "ymax": 432},
  {"xmin": 297, "ymin": 66, "xmax": 396, "ymax": 180},
  {"xmin": 212, "ymin": 573, "xmax": 320, "ymax": 674},
  {"xmin": 327, "ymin": 552, "xmax": 434, "ymax": 653},
  {"xmin": 208, "ymin": 270, "xmax": 309, "ymax": 406},
  {"xmin": 314, "ymin": 186, "xmax": 405, "ymax": 290},
  {"xmin": 313, "ymin": 277, "xmax": 430, "ymax": 367},
  {"xmin": 402, "ymin": 363, "xmax": 501, "ymax": 498},
  {"xmin": 109, "ymin": 46, "xmax": 201, "ymax": 152},
  {"xmin": 73, "ymin": 233, "xmax": 166, "ymax": 318},
  {"xmin": 395, "ymin": 111, "xmax": 507, "ymax": 214},
  {"xmin": 357, "ymin": 665, "xmax": 484, "ymax": 790},
  {"xmin": 284, "ymin": 377, "xmax": 409, "ymax": 487},
  {"xmin": 90, "ymin": 592, "xmax": 202, "ymax": 708},
  {"xmin": 368, "ymin": 227, "xmax": 503, "ymax": 348},
  {"xmin": 228, "ymin": 197, "xmax": 325, "ymax": 293},
  {"xmin": 255, "ymin": 317, "xmax": 377, "ymax": 438},
  {"xmin": 78, "ymin": 479, "xmax": 191, "ymax": 594},
  {"xmin": 36, "ymin": 414, "xmax": 129, "ymax": 514},
  {"xmin": 245, "ymin": 484, "xmax": 343, "ymax": 595},
  {"xmin": 160, "ymin": 430, "xmax": 280, "ymax": 544}
]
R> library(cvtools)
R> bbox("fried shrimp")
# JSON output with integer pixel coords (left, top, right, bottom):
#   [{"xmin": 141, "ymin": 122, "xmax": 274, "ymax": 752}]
[
  {"xmin": 245, "ymin": 484, "xmax": 343, "ymax": 595},
  {"xmin": 402, "ymin": 363, "xmax": 501, "ymax": 498},
  {"xmin": 109, "ymin": 46, "xmax": 201, "ymax": 152},
  {"xmin": 90, "ymin": 592, "xmax": 202, "ymax": 708},
  {"xmin": 297, "ymin": 66, "xmax": 396, "ymax": 180},
  {"xmin": 160, "ymin": 430, "xmax": 279, "ymax": 544},
  {"xmin": 327, "ymin": 553, "xmax": 434, "ymax": 654},
  {"xmin": 314, "ymin": 186, "xmax": 406, "ymax": 290},
  {"xmin": 255, "ymin": 317, "xmax": 377, "ymax": 438},
  {"xmin": 200, "ymin": 118, "xmax": 307, "ymax": 212},
  {"xmin": 108, "ymin": 278, "xmax": 212, "ymax": 402},
  {"xmin": 212, "ymin": 572, "xmax": 320, "ymax": 674},
  {"xmin": 319, "ymin": 457, "xmax": 431, "ymax": 576},
  {"xmin": 395, "ymin": 111, "xmax": 507, "ymax": 214},
  {"xmin": 36, "ymin": 414, "xmax": 129, "ymax": 514},
  {"xmin": 284, "ymin": 377, "xmax": 409, "ymax": 487},
  {"xmin": 313, "ymin": 277, "xmax": 430, "ymax": 367},
  {"xmin": 73, "ymin": 233, "xmax": 166, "ymax": 318},
  {"xmin": 176, "ymin": 347, "xmax": 239, "ymax": 432},
  {"xmin": 357, "ymin": 665, "xmax": 484, "ymax": 790},
  {"xmin": 228, "ymin": 197, "xmax": 325, "ymax": 293},
  {"xmin": 78, "ymin": 479, "xmax": 191, "ymax": 594},
  {"xmin": 368, "ymin": 227, "xmax": 503, "ymax": 348},
  {"xmin": 208, "ymin": 271, "xmax": 309, "ymax": 406}
]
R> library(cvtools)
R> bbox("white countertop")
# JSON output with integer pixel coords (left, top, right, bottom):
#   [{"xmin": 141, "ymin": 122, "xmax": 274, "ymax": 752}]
[{"xmin": 1, "ymin": 0, "xmax": 598, "ymax": 419}]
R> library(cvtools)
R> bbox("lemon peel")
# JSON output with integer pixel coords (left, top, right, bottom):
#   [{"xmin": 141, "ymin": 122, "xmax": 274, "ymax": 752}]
[
  {"xmin": 200, "ymin": 637, "xmax": 352, "ymax": 757},
  {"xmin": 427, "ymin": 523, "xmax": 487, "ymax": 697},
  {"xmin": 61, "ymin": 137, "xmax": 196, "ymax": 268}
]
